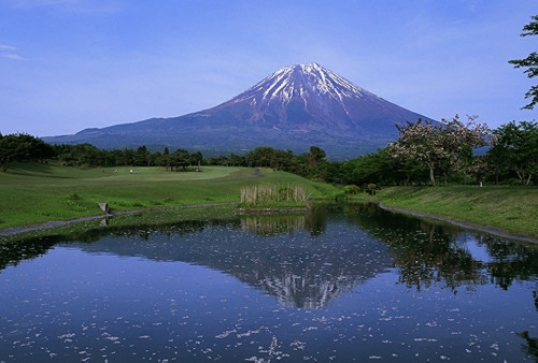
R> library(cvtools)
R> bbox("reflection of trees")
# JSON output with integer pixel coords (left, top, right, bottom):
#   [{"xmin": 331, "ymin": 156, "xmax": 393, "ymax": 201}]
[
  {"xmin": 477, "ymin": 234, "xmax": 538, "ymax": 290},
  {"xmin": 517, "ymin": 331, "xmax": 538, "ymax": 362},
  {"xmin": 0, "ymin": 219, "xmax": 231, "ymax": 272},
  {"xmin": 3, "ymin": 207, "xmax": 392, "ymax": 309},
  {"xmin": 343, "ymin": 203, "xmax": 484, "ymax": 293},
  {"xmin": 344, "ymin": 203, "xmax": 482, "ymax": 292},
  {"xmin": 0, "ymin": 238, "xmax": 57, "ymax": 273},
  {"xmin": 240, "ymin": 215, "xmax": 306, "ymax": 235},
  {"xmin": 345, "ymin": 202, "xmax": 538, "ymax": 303},
  {"xmin": 239, "ymin": 206, "xmax": 327, "ymax": 236},
  {"xmin": 4, "ymin": 203, "xmax": 538, "ymax": 309}
]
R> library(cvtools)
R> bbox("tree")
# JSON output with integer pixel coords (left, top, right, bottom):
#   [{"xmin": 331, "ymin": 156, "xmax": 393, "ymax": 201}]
[
  {"xmin": 389, "ymin": 116, "xmax": 490, "ymax": 186},
  {"xmin": 303, "ymin": 146, "xmax": 327, "ymax": 180},
  {"xmin": 304, "ymin": 146, "xmax": 326, "ymax": 168},
  {"xmin": 489, "ymin": 121, "xmax": 538, "ymax": 185},
  {"xmin": 458, "ymin": 154, "xmax": 489, "ymax": 187},
  {"xmin": 346, "ymin": 148, "xmax": 399, "ymax": 187},
  {"xmin": 163, "ymin": 147, "xmax": 170, "ymax": 171},
  {"xmin": 0, "ymin": 133, "xmax": 57, "ymax": 172},
  {"xmin": 135, "ymin": 146, "xmax": 152, "ymax": 166},
  {"xmin": 509, "ymin": 15, "xmax": 538, "ymax": 110},
  {"xmin": 245, "ymin": 146, "xmax": 276, "ymax": 167},
  {"xmin": 168, "ymin": 149, "xmax": 201, "ymax": 171},
  {"xmin": 228, "ymin": 153, "xmax": 246, "ymax": 167}
]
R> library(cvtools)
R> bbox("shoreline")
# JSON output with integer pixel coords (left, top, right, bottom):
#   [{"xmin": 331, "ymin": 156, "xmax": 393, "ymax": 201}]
[
  {"xmin": 377, "ymin": 201, "xmax": 538, "ymax": 245},
  {"xmin": 0, "ymin": 202, "xmax": 239, "ymax": 238},
  {"xmin": 2, "ymin": 200, "xmax": 538, "ymax": 245}
]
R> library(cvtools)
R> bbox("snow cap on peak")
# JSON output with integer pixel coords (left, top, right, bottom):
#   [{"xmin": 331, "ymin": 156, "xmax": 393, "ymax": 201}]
[{"xmin": 231, "ymin": 62, "xmax": 378, "ymax": 106}]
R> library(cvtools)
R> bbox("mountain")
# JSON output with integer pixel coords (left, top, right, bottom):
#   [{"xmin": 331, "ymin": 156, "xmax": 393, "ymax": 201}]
[{"xmin": 44, "ymin": 63, "xmax": 435, "ymax": 159}]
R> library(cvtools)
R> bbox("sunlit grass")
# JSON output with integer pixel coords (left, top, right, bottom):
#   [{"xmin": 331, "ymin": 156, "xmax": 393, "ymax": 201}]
[
  {"xmin": 368, "ymin": 185, "xmax": 538, "ymax": 238},
  {"xmin": 0, "ymin": 163, "xmax": 340, "ymax": 231}
]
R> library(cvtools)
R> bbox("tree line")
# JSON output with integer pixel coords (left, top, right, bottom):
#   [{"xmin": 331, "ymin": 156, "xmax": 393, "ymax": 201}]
[
  {"xmin": 2, "ymin": 117, "xmax": 538, "ymax": 188},
  {"xmin": 342, "ymin": 117, "xmax": 538, "ymax": 188},
  {"xmin": 0, "ymin": 133, "xmax": 332, "ymax": 181}
]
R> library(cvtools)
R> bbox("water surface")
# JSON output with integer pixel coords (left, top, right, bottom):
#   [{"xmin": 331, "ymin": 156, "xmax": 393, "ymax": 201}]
[{"xmin": 1, "ymin": 204, "xmax": 537, "ymax": 362}]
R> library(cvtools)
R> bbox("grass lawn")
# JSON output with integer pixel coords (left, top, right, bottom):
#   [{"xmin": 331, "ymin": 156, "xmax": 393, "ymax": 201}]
[
  {"xmin": 364, "ymin": 185, "xmax": 538, "ymax": 238},
  {"xmin": 0, "ymin": 162, "xmax": 341, "ymax": 231}
]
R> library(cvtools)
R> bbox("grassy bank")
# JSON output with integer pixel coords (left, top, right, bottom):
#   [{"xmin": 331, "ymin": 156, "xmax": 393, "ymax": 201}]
[
  {"xmin": 365, "ymin": 185, "xmax": 538, "ymax": 238},
  {"xmin": 0, "ymin": 162, "xmax": 341, "ymax": 232}
]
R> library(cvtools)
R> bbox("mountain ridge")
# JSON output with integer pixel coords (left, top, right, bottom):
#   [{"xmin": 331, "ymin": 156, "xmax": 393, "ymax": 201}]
[{"xmin": 44, "ymin": 63, "xmax": 435, "ymax": 159}]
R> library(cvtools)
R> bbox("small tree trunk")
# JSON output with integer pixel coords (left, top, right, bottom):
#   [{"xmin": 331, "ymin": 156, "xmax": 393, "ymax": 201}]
[{"xmin": 428, "ymin": 164, "xmax": 436, "ymax": 186}]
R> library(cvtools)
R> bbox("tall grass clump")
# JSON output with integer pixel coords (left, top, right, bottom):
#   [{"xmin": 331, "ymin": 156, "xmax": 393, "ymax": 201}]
[{"xmin": 240, "ymin": 184, "xmax": 309, "ymax": 206}]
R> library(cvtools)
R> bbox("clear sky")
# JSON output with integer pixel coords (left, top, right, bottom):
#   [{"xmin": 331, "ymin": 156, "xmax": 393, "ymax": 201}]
[{"xmin": 1, "ymin": 0, "xmax": 537, "ymax": 137}]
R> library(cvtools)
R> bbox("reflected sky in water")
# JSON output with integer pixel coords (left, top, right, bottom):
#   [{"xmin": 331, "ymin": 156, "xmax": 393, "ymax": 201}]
[{"xmin": 1, "ymin": 204, "xmax": 537, "ymax": 362}]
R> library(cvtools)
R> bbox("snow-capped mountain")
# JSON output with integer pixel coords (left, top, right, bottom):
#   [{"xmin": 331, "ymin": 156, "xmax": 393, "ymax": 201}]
[
  {"xmin": 44, "ymin": 63, "xmax": 434, "ymax": 158},
  {"xmin": 210, "ymin": 62, "xmax": 427, "ymax": 136}
]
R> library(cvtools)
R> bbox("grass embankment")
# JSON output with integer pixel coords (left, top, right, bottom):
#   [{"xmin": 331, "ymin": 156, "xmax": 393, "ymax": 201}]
[
  {"xmin": 0, "ymin": 162, "xmax": 341, "ymax": 232},
  {"xmin": 366, "ymin": 185, "xmax": 538, "ymax": 238}
]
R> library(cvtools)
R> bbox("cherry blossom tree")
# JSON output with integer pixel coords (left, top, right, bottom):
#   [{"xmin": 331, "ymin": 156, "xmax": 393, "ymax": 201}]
[{"xmin": 389, "ymin": 115, "xmax": 491, "ymax": 186}]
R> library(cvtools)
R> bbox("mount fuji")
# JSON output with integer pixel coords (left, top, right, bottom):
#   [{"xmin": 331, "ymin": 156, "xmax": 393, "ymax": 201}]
[{"xmin": 44, "ymin": 63, "xmax": 434, "ymax": 159}]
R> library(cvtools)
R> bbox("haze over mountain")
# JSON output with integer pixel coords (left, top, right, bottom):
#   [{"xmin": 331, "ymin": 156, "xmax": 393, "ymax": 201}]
[{"xmin": 44, "ymin": 63, "xmax": 435, "ymax": 159}]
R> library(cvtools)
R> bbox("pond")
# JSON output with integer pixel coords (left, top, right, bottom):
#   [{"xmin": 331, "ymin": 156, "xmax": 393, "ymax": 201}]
[{"xmin": 1, "ymin": 203, "xmax": 538, "ymax": 362}]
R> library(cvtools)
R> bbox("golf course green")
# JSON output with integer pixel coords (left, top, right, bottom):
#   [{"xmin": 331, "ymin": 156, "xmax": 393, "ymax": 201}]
[{"xmin": 0, "ymin": 162, "xmax": 340, "ymax": 233}]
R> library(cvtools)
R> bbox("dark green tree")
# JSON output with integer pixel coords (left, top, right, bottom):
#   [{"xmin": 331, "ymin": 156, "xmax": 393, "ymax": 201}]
[
  {"xmin": 489, "ymin": 121, "xmax": 538, "ymax": 185},
  {"xmin": 245, "ymin": 146, "xmax": 276, "ymax": 167},
  {"xmin": 0, "ymin": 133, "xmax": 56, "ymax": 171},
  {"xmin": 135, "ymin": 146, "xmax": 150, "ymax": 166},
  {"xmin": 169, "ymin": 149, "xmax": 200, "ymax": 171},
  {"xmin": 163, "ymin": 147, "xmax": 170, "ymax": 171},
  {"xmin": 509, "ymin": 15, "xmax": 538, "ymax": 109}
]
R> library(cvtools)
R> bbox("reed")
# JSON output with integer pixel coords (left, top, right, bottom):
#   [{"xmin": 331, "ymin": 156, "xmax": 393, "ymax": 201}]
[{"xmin": 240, "ymin": 184, "xmax": 309, "ymax": 206}]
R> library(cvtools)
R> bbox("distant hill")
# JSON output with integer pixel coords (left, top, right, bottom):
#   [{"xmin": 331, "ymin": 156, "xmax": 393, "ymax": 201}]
[{"xmin": 44, "ymin": 63, "xmax": 436, "ymax": 159}]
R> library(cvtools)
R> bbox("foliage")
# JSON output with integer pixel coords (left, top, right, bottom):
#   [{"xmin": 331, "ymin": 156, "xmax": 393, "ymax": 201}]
[
  {"xmin": 341, "ymin": 147, "xmax": 403, "ymax": 187},
  {"xmin": 0, "ymin": 133, "xmax": 55, "ymax": 172},
  {"xmin": 343, "ymin": 185, "xmax": 361, "ymax": 194},
  {"xmin": 509, "ymin": 15, "xmax": 538, "ymax": 110},
  {"xmin": 2, "ymin": 118, "xmax": 538, "ymax": 191},
  {"xmin": 488, "ymin": 121, "xmax": 538, "ymax": 185},
  {"xmin": 389, "ymin": 116, "xmax": 491, "ymax": 186}
]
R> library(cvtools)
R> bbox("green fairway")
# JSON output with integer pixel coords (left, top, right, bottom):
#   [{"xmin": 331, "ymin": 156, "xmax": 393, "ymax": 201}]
[{"xmin": 0, "ymin": 163, "xmax": 341, "ymax": 231}]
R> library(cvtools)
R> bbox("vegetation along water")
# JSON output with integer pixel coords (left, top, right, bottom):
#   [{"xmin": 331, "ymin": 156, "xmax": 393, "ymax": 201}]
[{"xmin": 2, "ymin": 116, "xmax": 538, "ymax": 240}]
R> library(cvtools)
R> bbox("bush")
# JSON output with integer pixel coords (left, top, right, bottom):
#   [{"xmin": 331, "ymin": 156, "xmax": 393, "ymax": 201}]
[{"xmin": 343, "ymin": 185, "xmax": 361, "ymax": 195}]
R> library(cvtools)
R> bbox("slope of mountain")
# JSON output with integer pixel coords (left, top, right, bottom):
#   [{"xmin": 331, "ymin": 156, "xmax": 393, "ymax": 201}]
[{"xmin": 44, "ymin": 63, "xmax": 434, "ymax": 159}]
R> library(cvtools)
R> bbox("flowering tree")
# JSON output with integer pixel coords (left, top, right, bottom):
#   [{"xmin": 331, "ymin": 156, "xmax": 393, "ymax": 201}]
[
  {"xmin": 458, "ymin": 154, "xmax": 489, "ymax": 187},
  {"xmin": 389, "ymin": 116, "xmax": 491, "ymax": 186}
]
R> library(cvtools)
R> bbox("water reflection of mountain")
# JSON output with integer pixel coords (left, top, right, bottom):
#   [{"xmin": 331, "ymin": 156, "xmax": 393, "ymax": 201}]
[
  {"xmin": 69, "ymin": 210, "xmax": 394, "ymax": 309},
  {"xmin": 3, "ymin": 203, "xmax": 538, "ymax": 309}
]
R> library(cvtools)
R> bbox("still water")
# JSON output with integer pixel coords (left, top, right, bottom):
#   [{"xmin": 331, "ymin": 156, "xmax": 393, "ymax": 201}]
[{"xmin": 1, "ymin": 203, "xmax": 538, "ymax": 362}]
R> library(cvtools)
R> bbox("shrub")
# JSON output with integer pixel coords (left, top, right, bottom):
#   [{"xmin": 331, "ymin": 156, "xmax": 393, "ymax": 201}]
[
  {"xmin": 240, "ymin": 184, "xmax": 309, "ymax": 205},
  {"xmin": 343, "ymin": 185, "xmax": 361, "ymax": 195}
]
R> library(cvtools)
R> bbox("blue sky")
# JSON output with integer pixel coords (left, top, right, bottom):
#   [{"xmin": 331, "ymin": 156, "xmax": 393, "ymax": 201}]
[{"xmin": 1, "ymin": 0, "xmax": 537, "ymax": 137}]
